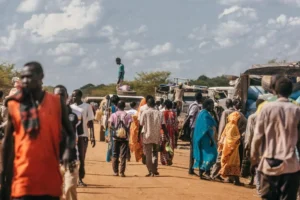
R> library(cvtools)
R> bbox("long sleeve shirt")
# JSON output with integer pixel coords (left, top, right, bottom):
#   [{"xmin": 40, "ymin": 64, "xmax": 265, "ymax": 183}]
[{"xmin": 251, "ymin": 98, "xmax": 300, "ymax": 176}]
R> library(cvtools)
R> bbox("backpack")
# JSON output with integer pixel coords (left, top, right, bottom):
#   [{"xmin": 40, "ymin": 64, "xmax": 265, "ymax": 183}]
[
  {"xmin": 179, "ymin": 103, "xmax": 200, "ymax": 141},
  {"xmin": 112, "ymin": 113, "xmax": 129, "ymax": 140}
]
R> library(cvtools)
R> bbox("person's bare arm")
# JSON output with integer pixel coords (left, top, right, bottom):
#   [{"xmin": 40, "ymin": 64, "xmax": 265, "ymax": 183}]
[
  {"xmin": 251, "ymin": 112, "xmax": 265, "ymax": 166},
  {"xmin": 218, "ymin": 112, "xmax": 227, "ymax": 141},
  {"xmin": 60, "ymin": 98, "xmax": 75, "ymax": 167},
  {"xmin": 297, "ymin": 122, "xmax": 300, "ymax": 162},
  {"xmin": 1, "ymin": 114, "xmax": 14, "ymax": 197}
]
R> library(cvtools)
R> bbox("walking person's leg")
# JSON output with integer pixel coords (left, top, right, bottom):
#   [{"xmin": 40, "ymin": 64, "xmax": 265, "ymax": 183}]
[
  {"xmin": 210, "ymin": 151, "xmax": 222, "ymax": 180},
  {"xmin": 152, "ymin": 144, "xmax": 159, "ymax": 176},
  {"xmin": 112, "ymin": 140, "xmax": 120, "ymax": 176},
  {"xmin": 189, "ymin": 128, "xmax": 195, "ymax": 175},
  {"xmin": 119, "ymin": 141, "xmax": 128, "ymax": 177},
  {"xmin": 259, "ymin": 172, "xmax": 280, "ymax": 200},
  {"xmin": 280, "ymin": 172, "xmax": 300, "ymax": 200},
  {"xmin": 64, "ymin": 162, "xmax": 79, "ymax": 200},
  {"xmin": 126, "ymin": 145, "xmax": 131, "ymax": 162},
  {"xmin": 144, "ymin": 143, "xmax": 153, "ymax": 176},
  {"xmin": 78, "ymin": 137, "xmax": 88, "ymax": 186}
]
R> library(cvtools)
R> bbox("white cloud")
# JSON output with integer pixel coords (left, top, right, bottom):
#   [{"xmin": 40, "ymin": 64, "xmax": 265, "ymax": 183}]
[
  {"xmin": 280, "ymin": 0, "xmax": 300, "ymax": 7},
  {"xmin": 199, "ymin": 41, "xmax": 208, "ymax": 49},
  {"xmin": 218, "ymin": 6, "xmax": 257, "ymax": 20},
  {"xmin": 17, "ymin": 0, "xmax": 40, "ymax": 13},
  {"xmin": 54, "ymin": 56, "xmax": 72, "ymax": 65},
  {"xmin": 47, "ymin": 43, "xmax": 85, "ymax": 56},
  {"xmin": 215, "ymin": 21, "xmax": 251, "ymax": 38},
  {"xmin": 253, "ymin": 36, "xmax": 267, "ymax": 48},
  {"xmin": 176, "ymin": 48, "xmax": 184, "ymax": 54},
  {"xmin": 122, "ymin": 39, "xmax": 141, "ymax": 51},
  {"xmin": 98, "ymin": 25, "xmax": 114, "ymax": 37},
  {"xmin": 24, "ymin": 0, "xmax": 101, "ymax": 39},
  {"xmin": 150, "ymin": 42, "xmax": 173, "ymax": 56},
  {"xmin": 218, "ymin": 0, "xmax": 246, "ymax": 5},
  {"xmin": 288, "ymin": 17, "xmax": 300, "ymax": 26},
  {"xmin": 134, "ymin": 25, "xmax": 148, "ymax": 35},
  {"xmin": 0, "ymin": 29, "xmax": 25, "ymax": 51},
  {"xmin": 214, "ymin": 20, "xmax": 250, "ymax": 47},
  {"xmin": 124, "ymin": 49, "xmax": 149, "ymax": 60},
  {"xmin": 218, "ymin": 0, "xmax": 263, "ymax": 5},
  {"xmin": 214, "ymin": 37, "xmax": 234, "ymax": 48},
  {"xmin": 160, "ymin": 60, "xmax": 191, "ymax": 70},
  {"xmin": 218, "ymin": 6, "xmax": 240, "ymax": 19},
  {"xmin": 188, "ymin": 24, "xmax": 208, "ymax": 41},
  {"xmin": 109, "ymin": 37, "xmax": 120, "ymax": 49},
  {"xmin": 268, "ymin": 14, "xmax": 300, "ymax": 27},
  {"xmin": 86, "ymin": 61, "xmax": 98, "ymax": 70},
  {"xmin": 132, "ymin": 59, "xmax": 142, "ymax": 66}
]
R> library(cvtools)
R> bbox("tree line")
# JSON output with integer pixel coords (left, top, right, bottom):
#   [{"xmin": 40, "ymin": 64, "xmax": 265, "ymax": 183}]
[{"xmin": 0, "ymin": 64, "xmax": 233, "ymax": 97}]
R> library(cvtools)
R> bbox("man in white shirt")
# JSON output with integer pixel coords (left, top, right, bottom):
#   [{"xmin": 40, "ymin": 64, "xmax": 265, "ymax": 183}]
[
  {"xmin": 71, "ymin": 89, "xmax": 96, "ymax": 187},
  {"xmin": 140, "ymin": 97, "xmax": 168, "ymax": 177}
]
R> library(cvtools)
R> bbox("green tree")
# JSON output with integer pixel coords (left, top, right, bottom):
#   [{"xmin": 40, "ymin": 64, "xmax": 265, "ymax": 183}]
[
  {"xmin": 132, "ymin": 71, "xmax": 171, "ymax": 96},
  {"xmin": 267, "ymin": 59, "xmax": 287, "ymax": 64},
  {"xmin": 191, "ymin": 75, "xmax": 229, "ymax": 87},
  {"xmin": 0, "ymin": 63, "xmax": 20, "ymax": 95}
]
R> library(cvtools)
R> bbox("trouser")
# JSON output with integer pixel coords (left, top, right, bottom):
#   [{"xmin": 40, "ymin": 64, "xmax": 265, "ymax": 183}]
[
  {"xmin": 78, "ymin": 137, "xmax": 88, "ymax": 180},
  {"xmin": 239, "ymin": 142, "xmax": 244, "ymax": 169},
  {"xmin": 210, "ymin": 151, "xmax": 222, "ymax": 178},
  {"xmin": 189, "ymin": 129, "xmax": 194, "ymax": 173},
  {"xmin": 112, "ymin": 140, "xmax": 128, "ymax": 174},
  {"xmin": 0, "ymin": 141, "xmax": 2, "ymax": 172},
  {"xmin": 259, "ymin": 171, "xmax": 300, "ymax": 200},
  {"xmin": 12, "ymin": 196, "xmax": 59, "ymax": 200},
  {"xmin": 60, "ymin": 162, "xmax": 79, "ymax": 200},
  {"xmin": 126, "ymin": 146, "xmax": 131, "ymax": 161},
  {"xmin": 144, "ymin": 143, "xmax": 158, "ymax": 174},
  {"xmin": 255, "ymin": 168, "xmax": 261, "ymax": 195}
]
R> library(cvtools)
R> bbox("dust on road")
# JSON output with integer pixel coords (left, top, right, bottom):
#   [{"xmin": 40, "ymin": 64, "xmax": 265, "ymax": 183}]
[{"xmin": 78, "ymin": 124, "xmax": 259, "ymax": 200}]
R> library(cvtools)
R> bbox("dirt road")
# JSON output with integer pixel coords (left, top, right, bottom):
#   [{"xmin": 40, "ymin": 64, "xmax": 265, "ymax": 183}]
[{"xmin": 78, "ymin": 124, "xmax": 259, "ymax": 200}]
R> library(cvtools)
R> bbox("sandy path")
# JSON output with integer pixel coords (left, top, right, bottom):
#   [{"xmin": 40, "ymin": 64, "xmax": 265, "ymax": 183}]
[{"xmin": 77, "ymin": 124, "xmax": 259, "ymax": 200}]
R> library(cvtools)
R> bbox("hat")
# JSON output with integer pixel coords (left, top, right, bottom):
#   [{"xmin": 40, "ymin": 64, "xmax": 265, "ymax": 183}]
[{"xmin": 179, "ymin": 82, "xmax": 183, "ymax": 86}]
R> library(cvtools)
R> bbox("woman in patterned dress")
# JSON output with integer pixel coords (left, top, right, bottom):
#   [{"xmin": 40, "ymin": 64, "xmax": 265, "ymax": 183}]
[{"xmin": 160, "ymin": 100, "xmax": 178, "ymax": 166}]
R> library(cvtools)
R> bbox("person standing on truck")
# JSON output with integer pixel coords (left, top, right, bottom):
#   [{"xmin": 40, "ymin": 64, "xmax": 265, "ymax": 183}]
[
  {"xmin": 116, "ymin": 57, "xmax": 125, "ymax": 87},
  {"xmin": 182, "ymin": 92, "xmax": 202, "ymax": 175},
  {"xmin": 173, "ymin": 83, "xmax": 185, "ymax": 116}
]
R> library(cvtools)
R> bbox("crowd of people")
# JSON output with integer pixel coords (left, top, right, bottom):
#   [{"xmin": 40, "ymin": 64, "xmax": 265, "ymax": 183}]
[{"xmin": 0, "ymin": 61, "xmax": 299, "ymax": 200}]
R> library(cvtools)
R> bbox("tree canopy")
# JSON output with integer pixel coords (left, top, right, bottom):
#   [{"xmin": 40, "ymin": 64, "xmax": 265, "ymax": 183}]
[
  {"xmin": 190, "ymin": 75, "xmax": 229, "ymax": 87},
  {"xmin": 0, "ymin": 63, "xmax": 20, "ymax": 95}
]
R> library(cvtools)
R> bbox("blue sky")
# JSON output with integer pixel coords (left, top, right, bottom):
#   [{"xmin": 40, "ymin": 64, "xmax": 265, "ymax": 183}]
[{"xmin": 0, "ymin": 0, "xmax": 300, "ymax": 91}]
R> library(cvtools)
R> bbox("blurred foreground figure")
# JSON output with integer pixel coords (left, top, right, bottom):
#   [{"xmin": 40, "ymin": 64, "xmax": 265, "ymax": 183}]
[
  {"xmin": 251, "ymin": 77, "xmax": 300, "ymax": 200},
  {"xmin": 1, "ymin": 62, "xmax": 75, "ymax": 200}
]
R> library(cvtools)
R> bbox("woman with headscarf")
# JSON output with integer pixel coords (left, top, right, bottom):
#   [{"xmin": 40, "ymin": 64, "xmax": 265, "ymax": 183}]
[
  {"xmin": 193, "ymin": 99, "xmax": 217, "ymax": 180},
  {"xmin": 218, "ymin": 111, "xmax": 242, "ymax": 185},
  {"xmin": 129, "ymin": 98, "xmax": 145, "ymax": 162},
  {"xmin": 160, "ymin": 100, "xmax": 178, "ymax": 166}
]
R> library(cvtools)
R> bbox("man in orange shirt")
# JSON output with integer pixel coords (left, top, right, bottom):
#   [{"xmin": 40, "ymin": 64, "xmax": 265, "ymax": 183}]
[{"xmin": 1, "ymin": 62, "xmax": 75, "ymax": 200}]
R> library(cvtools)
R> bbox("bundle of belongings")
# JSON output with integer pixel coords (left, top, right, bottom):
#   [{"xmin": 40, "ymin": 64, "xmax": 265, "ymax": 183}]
[
  {"xmin": 118, "ymin": 85, "xmax": 131, "ymax": 91},
  {"xmin": 245, "ymin": 76, "xmax": 300, "ymax": 117}
]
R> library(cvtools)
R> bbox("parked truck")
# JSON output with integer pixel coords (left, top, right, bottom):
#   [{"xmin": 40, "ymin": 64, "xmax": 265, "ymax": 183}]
[{"xmin": 234, "ymin": 62, "xmax": 300, "ymax": 114}]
